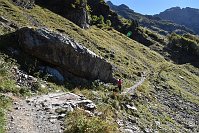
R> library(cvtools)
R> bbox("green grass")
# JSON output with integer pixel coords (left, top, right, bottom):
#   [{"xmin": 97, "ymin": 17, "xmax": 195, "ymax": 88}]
[
  {"xmin": 0, "ymin": 94, "xmax": 11, "ymax": 133},
  {"xmin": 64, "ymin": 109, "xmax": 119, "ymax": 133},
  {"xmin": 0, "ymin": 54, "xmax": 17, "ymax": 93}
]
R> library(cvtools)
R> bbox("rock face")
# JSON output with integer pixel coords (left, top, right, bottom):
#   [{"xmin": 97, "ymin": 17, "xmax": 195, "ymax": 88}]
[
  {"xmin": 65, "ymin": 0, "xmax": 89, "ymax": 29},
  {"xmin": 16, "ymin": 27, "xmax": 115, "ymax": 83},
  {"xmin": 35, "ymin": 0, "xmax": 89, "ymax": 29}
]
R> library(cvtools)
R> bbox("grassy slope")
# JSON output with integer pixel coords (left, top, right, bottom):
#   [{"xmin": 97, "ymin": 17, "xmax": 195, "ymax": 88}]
[
  {"xmin": 0, "ymin": 95, "xmax": 9, "ymax": 133},
  {"xmin": 0, "ymin": 54, "xmax": 14, "ymax": 133},
  {"xmin": 0, "ymin": 0, "xmax": 199, "ymax": 132}
]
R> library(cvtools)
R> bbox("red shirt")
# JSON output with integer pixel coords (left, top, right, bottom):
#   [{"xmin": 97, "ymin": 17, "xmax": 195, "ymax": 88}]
[{"xmin": 118, "ymin": 79, "xmax": 122, "ymax": 86}]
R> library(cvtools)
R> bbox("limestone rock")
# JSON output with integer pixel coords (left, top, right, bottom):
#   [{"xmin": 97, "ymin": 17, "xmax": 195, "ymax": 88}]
[{"xmin": 16, "ymin": 27, "xmax": 115, "ymax": 83}]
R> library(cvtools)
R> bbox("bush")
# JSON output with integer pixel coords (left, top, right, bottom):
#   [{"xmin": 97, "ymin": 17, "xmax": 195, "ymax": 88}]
[
  {"xmin": 91, "ymin": 15, "xmax": 112, "ymax": 28},
  {"xmin": 64, "ymin": 109, "xmax": 119, "ymax": 133},
  {"xmin": 106, "ymin": 20, "xmax": 111, "ymax": 27}
]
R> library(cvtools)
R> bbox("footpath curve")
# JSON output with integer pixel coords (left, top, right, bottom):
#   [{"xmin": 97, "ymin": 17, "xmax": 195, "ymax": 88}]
[{"xmin": 122, "ymin": 72, "xmax": 147, "ymax": 95}]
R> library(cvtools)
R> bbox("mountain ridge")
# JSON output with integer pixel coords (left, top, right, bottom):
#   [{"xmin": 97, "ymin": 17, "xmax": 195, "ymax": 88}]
[
  {"xmin": 155, "ymin": 6, "xmax": 199, "ymax": 34},
  {"xmin": 107, "ymin": 1, "xmax": 196, "ymax": 35}
]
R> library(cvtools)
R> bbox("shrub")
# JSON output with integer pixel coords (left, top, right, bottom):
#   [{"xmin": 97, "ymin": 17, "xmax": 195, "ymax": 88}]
[{"xmin": 106, "ymin": 20, "xmax": 111, "ymax": 27}]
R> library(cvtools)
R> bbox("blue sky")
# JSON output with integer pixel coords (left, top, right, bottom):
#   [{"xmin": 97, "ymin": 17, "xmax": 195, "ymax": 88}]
[{"xmin": 108, "ymin": 0, "xmax": 199, "ymax": 15}]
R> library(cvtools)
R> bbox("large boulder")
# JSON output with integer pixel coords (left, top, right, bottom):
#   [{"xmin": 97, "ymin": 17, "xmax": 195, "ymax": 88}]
[{"xmin": 16, "ymin": 27, "xmax": 115, "ymax": 83}]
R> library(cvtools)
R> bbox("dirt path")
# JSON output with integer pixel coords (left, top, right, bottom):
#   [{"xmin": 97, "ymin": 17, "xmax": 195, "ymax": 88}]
[
  {"xmin": 6, "ymin": 92, "xmax": 96, "ymax": 133},
  {"xmin": 6, "ymin": 93, "xmax": 65, "ymax": 133},
  {"xmin": 122, "ymin": 72, "xmax": 147, "ymax": 95}
]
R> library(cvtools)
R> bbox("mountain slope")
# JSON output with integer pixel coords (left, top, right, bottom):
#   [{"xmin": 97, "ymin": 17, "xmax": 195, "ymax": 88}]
[
  {"xmin": 106, "ymin": 1, "xmax": 199, "ymax": 67},
  {"xmin": 0, "ymin": 0, "xmax": 199, "ymax": 132},
  {"xmin": 107, "ymin": 1, "xmax": 194, "ymax": 35},
  {"xmin": 155, "ymin": 7, "xmax": 199, "ymax": 34}
]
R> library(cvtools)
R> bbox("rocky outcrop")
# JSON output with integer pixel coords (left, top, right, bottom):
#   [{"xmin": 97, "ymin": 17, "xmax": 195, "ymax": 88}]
[
  {"xmin": 15, "ymin": 27, "xmax": 115, "ymax": 83},
  {"xmin": 65, "ymin": 0, "xmax": 89, "ymax": 29},
  {"xmin": 35, "ymin": 0, "xmax": 89, "ymax": 29}
]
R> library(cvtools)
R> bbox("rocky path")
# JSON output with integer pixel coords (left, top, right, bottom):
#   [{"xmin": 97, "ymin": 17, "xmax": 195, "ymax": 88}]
[
  {"xmin": 122, "ymin": 72, "xmax": 147, "ymax": 95},
  {"xmin": 6, "ymin": 92, "xmax": 96, "ymax": 133}
]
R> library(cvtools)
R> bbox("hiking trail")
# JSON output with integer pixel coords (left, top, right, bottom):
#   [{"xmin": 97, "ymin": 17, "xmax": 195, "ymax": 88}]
[
  {"xmin": 5, "ymin": 92, "xmax": 96, "ymax": 133},
  {"xmin": 122, "ymin": 72, "xmax": 147, "ymax": 95}
]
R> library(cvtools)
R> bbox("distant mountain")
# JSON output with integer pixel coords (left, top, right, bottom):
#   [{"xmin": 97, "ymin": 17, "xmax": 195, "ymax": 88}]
[
  {"xmin": 155, "ymin": 7, "xmax": 199, "ymax": 34},
  {"xmin": 106, "ymin": 1, "xmax": 194, "ymax": 35}
]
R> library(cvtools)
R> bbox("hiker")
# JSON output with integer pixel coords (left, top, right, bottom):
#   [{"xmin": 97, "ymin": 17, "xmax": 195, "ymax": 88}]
[{"xmin": 117, "ymin": 79, "xmax": 122, "ymax": 92}]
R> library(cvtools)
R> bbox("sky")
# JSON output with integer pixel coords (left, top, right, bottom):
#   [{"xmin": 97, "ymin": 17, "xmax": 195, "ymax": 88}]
[{"xmin": 108, "ymin": 0, "xmax": 199, "ymax": 15}]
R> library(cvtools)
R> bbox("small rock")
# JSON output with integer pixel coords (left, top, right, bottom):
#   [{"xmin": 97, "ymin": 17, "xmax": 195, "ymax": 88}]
[
  {"xmin": 123, "ymin": 129, "xmax": 134, "ymax": 133},
  {"xmin": 155, "ymin": 121, "xmax": 160, "ymax": 127},
  {"xmin": 58, "ymin": 114, "xmax": 66, "ymax": 119},
  {"xmin": 128, "ymin": 116, "xmax": 137, "ymax": 123},
  {"xmin": 94, "ymin": 111, "xmax": 103, "ymax": 116},
  {"xmin": 52, "ymin": 103, "xmax": 61, "ymax": 107},
  {"xmin": 84, "ymin": 103, "xmax": 96, "ymax": 111},
  {"xmin": 84, "ymin": 110, "xmax": 94, "ymax": 117},
  {"xmin": 49, "ymin": 119, "xmax": 56, "ymax": 124},
  {"xmin": 131, "ymin": 125, "xmax": 140, "ymax": 131},
  {"xmin": 50, "ymin": 115, "xmax": 57, "ymax": 119},
  {"xmin": 26, "ymin": 99, "xmax": 31, "ymax": 103},
  {"xmin": 117, "ymin": 120, "xmax": 124, "ymax": 127},
  {"xmin": 126, "ymin": 104, "xmax": 137, "ymax": 111},
  {"xmin": 22, "ymin": 74, "xmax": 28, "ymax": 79},
  {"xmin": 10, "ymin": 116, "xmax": 14, "ymax": 121},
  {"xmin": 28, "ymin": 75, "xmax": 37, "ymax": 82},
  {"xmin": 15, "ymin": 85, "xmax": 21, "ymax": 89},
  {"xmin": 14, "ymin": 102, "xmax": 19, "ymax": 105},
  {"xmin": 55, "ymin": 108, "xmax": 67, "ymax": 114},
  {"xmin": 144, "ymin": 128, "xmax": 151, "ymax": 133},
  {"xmin": 67, "ymin": 105, "xmax": 74, "ymax": 112},
  {"xmin": 14, "ymin": 107, "xmax": 20, "ymax": 110},
  {"xmin": 44, "ymin": 106, "xmax": 53, "ymax": 111},
  {"xmin": 41, "ymin": 84, "xmax": 46, "ymax": 89}
]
